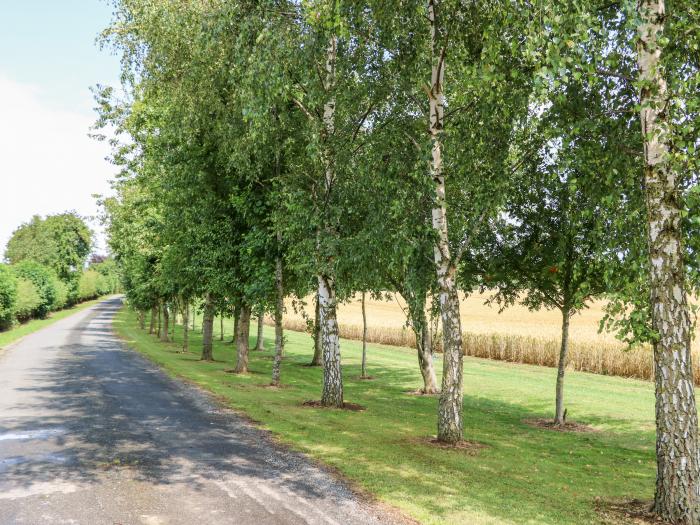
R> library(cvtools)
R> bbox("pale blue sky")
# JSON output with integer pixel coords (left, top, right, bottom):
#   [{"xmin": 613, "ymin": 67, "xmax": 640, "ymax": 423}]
[
  {"xmin": 0, "ymin": 0, "xmax": 122, "ymax": 254},
  {"xmin": 0, "ymin": 0, "xmax": 120, "ymax": 112}
]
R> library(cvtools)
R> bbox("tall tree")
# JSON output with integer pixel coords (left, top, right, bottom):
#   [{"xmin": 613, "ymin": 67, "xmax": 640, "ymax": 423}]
[{"xmin": 637, "ymin": 1, "xmax": 700, "ymax": 520}]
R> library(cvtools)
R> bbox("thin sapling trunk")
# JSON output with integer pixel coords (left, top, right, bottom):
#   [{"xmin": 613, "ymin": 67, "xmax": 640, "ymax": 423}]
[
  {"xmin": 200, "ymin": 293, "xmax": 215, "ymax": 362},
  {"xmin": 235, "ymin": 304, "xmax": 251, "ymax": 373}
]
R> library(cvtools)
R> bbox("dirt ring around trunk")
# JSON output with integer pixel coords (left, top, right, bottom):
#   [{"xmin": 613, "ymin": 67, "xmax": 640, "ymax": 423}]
[
  {"xmin": 301, "ymin": 400, "xmax": 366, "ymax": 411},
  {"xmin": 523, "ymin": 417, "xmax": 597, "ymax": 433}
]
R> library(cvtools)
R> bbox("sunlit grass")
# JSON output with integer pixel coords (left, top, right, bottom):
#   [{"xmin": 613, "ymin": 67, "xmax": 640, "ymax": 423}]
[{"xmin": 115, "ymin": 305, "xmax": 656, "ymax": 525}]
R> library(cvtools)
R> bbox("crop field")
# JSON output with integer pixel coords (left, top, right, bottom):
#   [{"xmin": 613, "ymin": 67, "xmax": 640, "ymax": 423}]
[{"xmin": 276, "ymin": 292, "xmax": 700, "ymax": 383}]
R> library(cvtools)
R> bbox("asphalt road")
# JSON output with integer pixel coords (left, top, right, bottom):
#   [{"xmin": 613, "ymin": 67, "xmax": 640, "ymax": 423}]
[{"xmin": 0, "ymin": 297, "xmax": 401, "ymax": 525}]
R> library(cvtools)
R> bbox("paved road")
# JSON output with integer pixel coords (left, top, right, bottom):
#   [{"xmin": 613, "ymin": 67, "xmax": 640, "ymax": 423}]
[{"xmin": 0, "ymin": 298, "xmax": 401, "ymax": 525}]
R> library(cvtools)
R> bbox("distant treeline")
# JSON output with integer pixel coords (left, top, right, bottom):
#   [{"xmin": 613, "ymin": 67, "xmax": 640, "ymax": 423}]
[{"xmin": 0, "ymin": 212, "xmax": 120, "ymax": 330}]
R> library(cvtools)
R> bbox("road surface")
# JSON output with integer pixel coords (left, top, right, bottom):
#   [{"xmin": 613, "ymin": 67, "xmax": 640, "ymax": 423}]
[{"xmin": 0, "ymin": 297, "xmax": 402, "ymax": 525}]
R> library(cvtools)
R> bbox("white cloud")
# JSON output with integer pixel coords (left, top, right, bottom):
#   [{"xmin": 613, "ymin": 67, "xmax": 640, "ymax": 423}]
[{"xmin": 0, "ymin": 74, "xmax": 117, "ymax": 258}]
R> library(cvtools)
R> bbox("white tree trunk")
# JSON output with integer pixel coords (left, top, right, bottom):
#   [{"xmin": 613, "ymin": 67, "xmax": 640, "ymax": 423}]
[
  {"xmin": 271, "ymin": 255, "xmax": 284, "ymax": 386},
  {"xmin": 554, "ymin": 308, "xmax": 570, "ymax": 426},
  {"xmin": 318, "ymin": 30, "xmax": 343, "ymax": 407},
  {"xmin": 428, "ymin": 0, "xmax": 463, "ymax": 444},
  {"xmin": 637, "ymin": 2, "xmax": 700, "ymax": 522},
  {"xmin": 361, "ymin": 292, "xmax": 368, "ymax": 378},
  {"xmin": 319, "ymin": 275, "xmax": 342, "ymax": 406}
]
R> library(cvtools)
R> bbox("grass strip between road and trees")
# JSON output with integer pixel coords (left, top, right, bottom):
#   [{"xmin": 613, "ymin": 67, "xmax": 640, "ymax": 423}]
[
  {"xmin": 0, "ymin": 296, "xmax": 111, "ymax": 350},
  {"xmin": 114, "ymin": 305, "xmax": 657, "ymax": 525}
]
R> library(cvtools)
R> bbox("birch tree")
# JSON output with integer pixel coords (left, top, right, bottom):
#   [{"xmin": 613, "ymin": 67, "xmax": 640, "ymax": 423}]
[{"xmin": 637, "ymin": 1, "xmax": 700, "ymax": 520}]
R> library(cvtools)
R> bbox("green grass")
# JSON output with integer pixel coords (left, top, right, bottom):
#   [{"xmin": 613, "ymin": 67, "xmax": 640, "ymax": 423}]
[
  {"xmin": 0, "ymin": 297, "xmax": 110, "ymax": 349},
  {"xmin": 114, "ymin": 306, "xmax": 656, "ymax": 525}
]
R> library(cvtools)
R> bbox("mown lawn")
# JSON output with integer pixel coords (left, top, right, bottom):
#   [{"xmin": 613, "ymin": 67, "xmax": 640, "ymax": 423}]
[
  {"xmin": 0, "ymin": 297, "xmax": 109, "ymax": 350},
  {"xmin": 114, "ymin": 305, "xmax": 656, "ymax": 525}
]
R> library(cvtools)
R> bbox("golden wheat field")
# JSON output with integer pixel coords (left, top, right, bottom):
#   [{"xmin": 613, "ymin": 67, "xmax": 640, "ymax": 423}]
[{"xmin": 275, "ymin": 292, "xmax": 700, "ymax": 384}]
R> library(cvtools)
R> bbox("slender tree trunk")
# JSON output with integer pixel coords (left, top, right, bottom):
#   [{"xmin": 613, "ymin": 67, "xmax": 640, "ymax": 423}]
[
  {"xmin": 317, "ymin": 31, "xmax": 343, "ymax": 408},
  {"xmin": 403, "ymin": 288, "xmax": 438, "ymax": 392},
  {"xmin": 182, "ymin": 300, "xmax": 189, "ymax": 353},
  {"xmin": 554, "ymin": 307, "xmax": 571, "ymax": 426},
  {"xmin": 157, "ymin": 304, "xmax": 162, "ymax": 339},
  {"xmin": 220, "ymin": 315, "xmax": 224, "ymax": 341},
  {"xmin": 271, "ymin": 255, "xmax": 284, "ymax": 386},
  {"xmin": 361, "ymin": 292, "xmax": 368, "ymax": 378},
  {"xmin": 319, "ymin": 274, "xmax": 342, "ymax": 407},
  {"xmin": 160, "ymin": 301, "xmax": 170, "ymax": 343},
  {"xmin": 310, "ymin": 292, "xmax": 323, "ymax": 366},
  {"xmin": 149, "ymin": 305, "xmax": 156, "ymax": 334},
  {"xmin": 637, "ymin": 2, "xmax": 700, "ymax": 521},
  {"xmin": 191, "ymin": 302, "xmax": 196, "ymax": 331},
  {"xmin": 428, "ymin": 0, "xmax": 463, "ymax": 443},
  {"xmin": 231, "ymin": 304, "xmax": 240, "ymax": 344},
  {"xmin": 417, "ymin": 316, "xmax": 439, "ymax": 394},
  {"xmin": 201, "ymin": 293, "xmax": 215, "ymax": 362},
  {"xmin": 235, "ymin": 304, "xmax": 251, "ymax": 373},
  {"xmin": 171, "ymin": 298, "xmax": 178, "ymax": 325},
  {"xmin": 255, "ymin": 311, "xmax": 265, "ymax": 351},
  {"xmin": 138, "ymin": 310, "xmax": 145, "ymax": 330},
  {"xmin": 404, "ymin": 290, "xmax": 439, "ymax": 394}
]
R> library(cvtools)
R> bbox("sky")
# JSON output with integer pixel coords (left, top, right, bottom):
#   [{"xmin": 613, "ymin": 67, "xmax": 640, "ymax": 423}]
[{"xmin": 0, "ymin": 0, "xmax": 122, "ymax": 257}]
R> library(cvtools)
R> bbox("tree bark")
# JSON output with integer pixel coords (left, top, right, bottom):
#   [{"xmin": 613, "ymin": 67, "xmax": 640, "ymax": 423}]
[
  {"xmin": 404, "ymin": 290, "xmax": 439, "ymax": 394},
  {"xmin": 149, "ymin": 305, "xmax": 156, "ymax": 334},
  {"xmin": 235, "ymin": 303, "xmax": 251, "ymax": 373},
  {"xmin": 554, "ymin": 307, "xmax": 571, "ymax": 426},
  {"xmin": 361, "ymin": 292, "xmax": 368, "ymax": 378},
  {"xmin": 255, "ymin": 311, "xmax": 265, "ymax": 351},
  {"xmin": 138, "ymin": 310, "xmax": 145, "ymax": 330},
  {"xmin": 637, "ymin": 2, "xmax": 700, "ymax": 521},
  {"xmin": 181, "ymin": 300, "xmax": 189, "ymax": 353},
  {"xmin": 316, "ymin": 29, "xmax": 343, "ymax": 407},
  {"xmin": 428, "ymin": 0, "xmax": 463, "ymax": 443},
  {"xmin": 271, "ymin": 255, "xmax": 284, "ymax": 386},
  {"xmin": 170, "ymin": 301, "xmax": 176, "ymax": 340},
  {"xmin": 160, "ymin": 301, "xmax": 170, "ymax": 343},
  {"xmin": 220, "ymin": 314, "xmax": 224, "ymax": 341},
  {"xmin": 319, "ymin": 274, "xmax": 343, "ymax": 407},
  {"xmin": 200, "ymin": 293, "xmax": 215, "ymax": 362},
  {"xmin": 310, "ymin": 292, "xmax": 323, "ymax": 366},
  {"xmin": 191, "ymin": 302, "xmax": 196, "ymax": 331},
  {"xmin": 157, "ymin": 304, "xmax": 162, "ymax": 339},
  {"xmin": 231, "ymin": 304, "xmax": 240, "ymax": 344}
]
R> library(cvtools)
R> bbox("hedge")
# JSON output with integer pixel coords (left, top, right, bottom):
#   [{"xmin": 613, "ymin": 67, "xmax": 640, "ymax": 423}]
[
  {"xmin": 14, "ymin": 278, "xmax": 42, "ymax": 323},
  {"xmin": 0, "ymin": 265, "xmax": 17, "ymax": 329},
  {"xmin": 11, "ymin": 261, "xmax": 58, "ymax": 319}
]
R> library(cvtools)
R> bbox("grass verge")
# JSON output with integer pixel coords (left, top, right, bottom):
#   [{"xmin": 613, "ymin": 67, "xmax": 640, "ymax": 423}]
[
  {"xmin": 0, "ymin": 296, "xmax": 111, "ymax": 350},
  {"xmin": 114, "ymin": 305, "xmax": 657, "ymax": 525}
]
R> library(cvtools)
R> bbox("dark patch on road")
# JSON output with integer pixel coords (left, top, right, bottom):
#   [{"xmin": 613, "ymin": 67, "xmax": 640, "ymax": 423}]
[{"xmin": 0, "ymin": 298, "xmax": 404, "ymax": 525}]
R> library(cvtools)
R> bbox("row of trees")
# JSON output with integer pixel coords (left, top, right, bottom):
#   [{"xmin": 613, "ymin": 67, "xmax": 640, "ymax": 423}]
[
  {"xmin": 0, "ymin": 213, "xmax": 120, "ymax": 329},
  {"xmin": 98, "ymin": 1, "xmax": 699, "ymax": 522}
]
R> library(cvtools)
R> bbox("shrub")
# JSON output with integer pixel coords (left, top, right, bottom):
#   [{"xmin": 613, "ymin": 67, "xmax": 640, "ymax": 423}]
[
  {"xmin": 52, "ymin": 278, "xmax": 69, "ymax": 311},
  {"xmin": 96, "ymin": 272, "xmax": 112, "ymax": 296},
  {"xmin": 89, "ymin": 257, "xmax": 120, "ymax": 294},
  {"xmin": 12, "ymin": 261, "xmax": 57, "ymax": 319},
  {"xmin": 0, "ymin": 265, "xmax": 17, "ymax": 329},
  {"xmin": 14, "ymin": 278, "xmax": 42, "ymax": 323},
  {"xmin": 77, "ymin": 270, "xmax": 101, "ymax": 301}
]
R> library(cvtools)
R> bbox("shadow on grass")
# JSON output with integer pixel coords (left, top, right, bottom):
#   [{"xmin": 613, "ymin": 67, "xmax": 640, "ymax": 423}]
[
  {"xmin": 115, "ymin": 303, "xmax": 657, "ymax": 525},
  {"xmin": 0, "ymin": 299, "xmax": 381, "ymax": 512}
]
